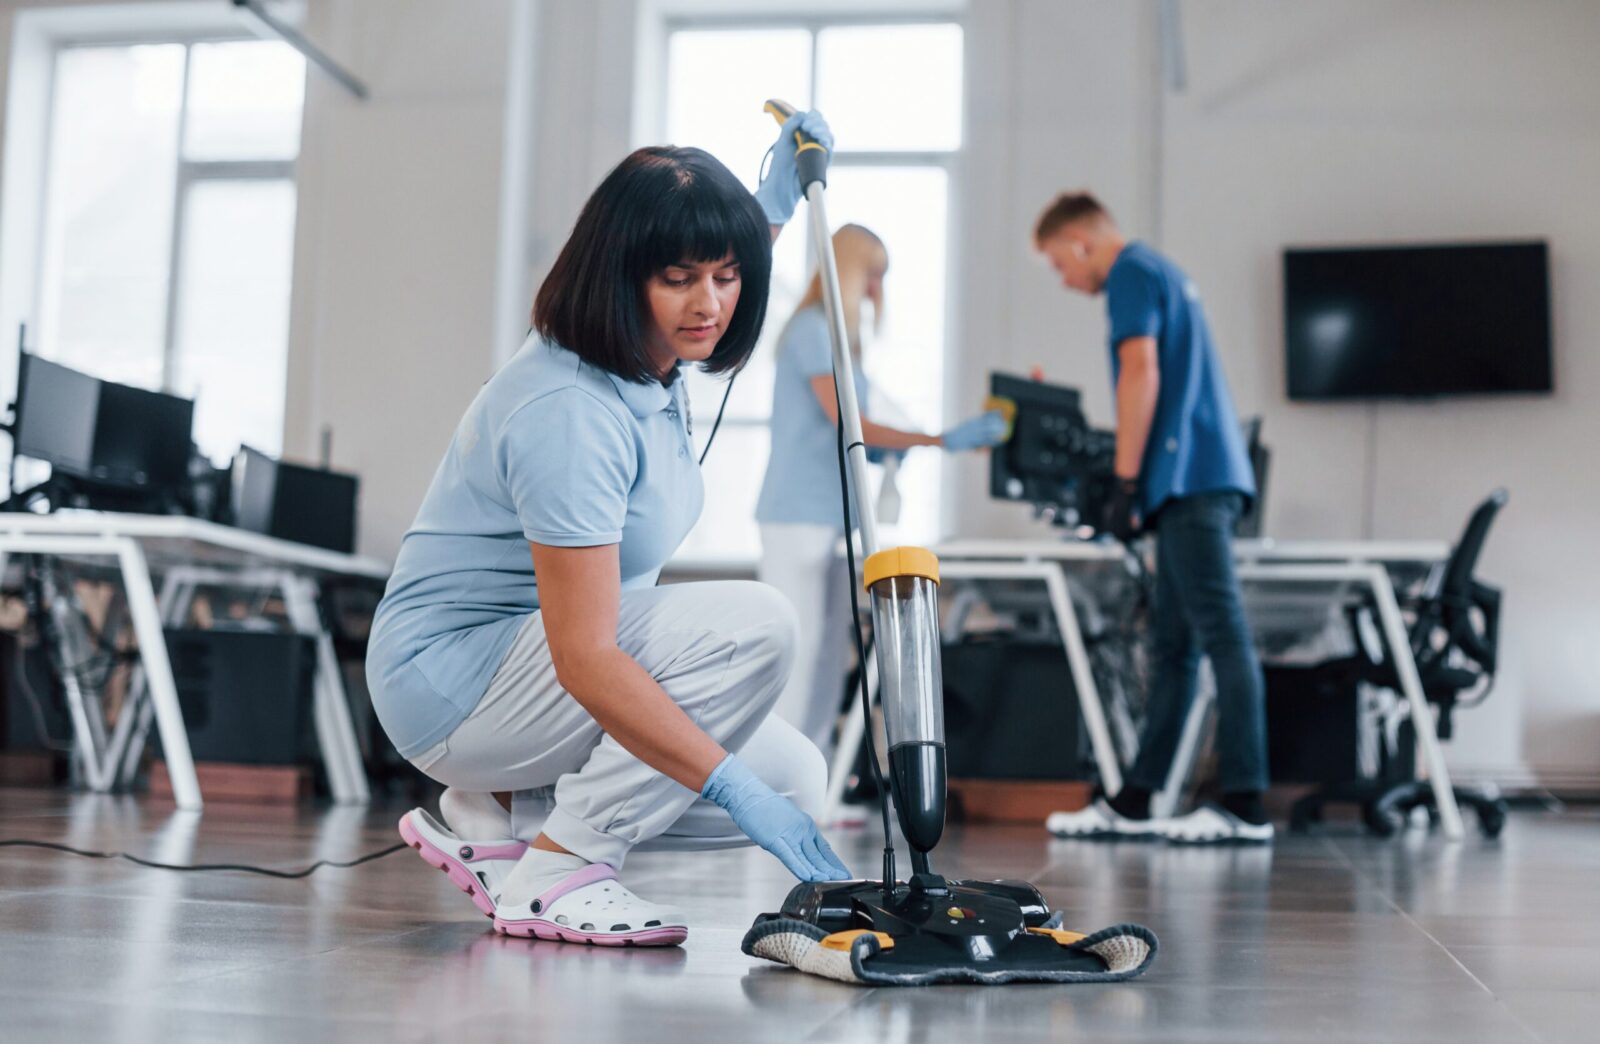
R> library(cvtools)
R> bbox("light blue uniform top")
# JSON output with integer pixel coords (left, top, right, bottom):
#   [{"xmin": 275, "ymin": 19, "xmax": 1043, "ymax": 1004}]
[
  {"xmin": 755, "ymin": 306, "xmax": 871, "ymax": 530},
  {"xmin": 1105, "ymin": 241, "xmax": 1256, "ymax": 517},
  {"xmin": 366, "ymin": 334, "xmax": 703, "ymax": 759}
]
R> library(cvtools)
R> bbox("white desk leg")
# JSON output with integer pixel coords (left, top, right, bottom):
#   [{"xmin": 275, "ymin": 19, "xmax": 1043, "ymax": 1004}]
[
  {"xmin": 59, "ymin": 658, "xmax": 112, "ymax": 791},
  {"xmin": 281, "ymin": 574, "xmax": 370, "ymax": 804},
  {"xmin": 1041, "ymin": 567, "xmax": 1123, "ymax": 795},
  {"xmin": 1367, "ymin": 566, "xmax": 1464, "ymax": 841},
  {"xmin": 1108, "ymin": 688, "xmax": 1142, "ymax": 766},
  {"xmin": 115, "ymin": 539, "xmax": 201, "ymax": 811},
  {"xmin": 113, "ymin": 570, "xmax": 193, "ymax": 787},
  {"xmin": 1155, "ymin": 685, "xmax": 1215, "ymax": 819},
  {"xmin": 823, "ymin": 655, "xmax": 877, "ymax": 825}
]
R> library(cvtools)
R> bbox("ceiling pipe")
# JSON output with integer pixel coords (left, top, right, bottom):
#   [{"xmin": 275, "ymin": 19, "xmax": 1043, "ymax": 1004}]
[
  {"xmin": 1157, "ymin": 0, "xmax": 1186, "ymax": 93},
  {"xmin": 231, "ymin": 0, "xmax": 368, "ymax": 100}
]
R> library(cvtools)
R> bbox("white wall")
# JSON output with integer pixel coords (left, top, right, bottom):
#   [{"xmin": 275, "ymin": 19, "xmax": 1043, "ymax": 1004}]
[
  {"xmin": 1174, "ymin": 0, "xmax": 1600, "ymax": 786},
  {"xmin": 281, "ymin": 0, "xmax": 512, "ymax": 562},
  {"xmin": 506, "ymin": 0, "xmax": 638, "ymax": 365},
  {"xmin": 3, "ymin": 0, "xmax": 1593, "ymax": 786},
  {"xmin": 951, "ymin": 0, "xmax": 1600, "ymax": 786}
]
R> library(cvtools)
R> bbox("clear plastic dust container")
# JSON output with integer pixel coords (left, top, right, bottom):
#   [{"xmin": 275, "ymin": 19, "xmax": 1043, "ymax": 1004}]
[{"xmin": 863, "ymin": 546, "xmax": 946, "ymax": 854}]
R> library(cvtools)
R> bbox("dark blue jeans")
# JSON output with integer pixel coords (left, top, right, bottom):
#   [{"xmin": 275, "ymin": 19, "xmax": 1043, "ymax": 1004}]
[{"xmin": 1126, "ymin": 491, "xmax": 1268, "ymax": 794}]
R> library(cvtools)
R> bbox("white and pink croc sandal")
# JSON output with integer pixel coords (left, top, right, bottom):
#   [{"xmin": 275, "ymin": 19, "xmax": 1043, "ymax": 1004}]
[
  {"xmin": 398, "ymin": 808, "xmax": 528, "ymax": 918},
  {"xmin": 492, "ymin": 863, "xmax": 688, "ymax": 947}
]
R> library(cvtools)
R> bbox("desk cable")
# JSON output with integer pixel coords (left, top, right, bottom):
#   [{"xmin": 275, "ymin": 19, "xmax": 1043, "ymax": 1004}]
[{"xmin": 0, "ymin": 838, "xmax": 406, "ymax": 878}]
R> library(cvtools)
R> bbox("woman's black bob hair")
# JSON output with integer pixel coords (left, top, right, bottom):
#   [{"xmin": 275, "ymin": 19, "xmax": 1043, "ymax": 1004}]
[{"xmin": 533, "ymin": 146, "xmax": 772, "ymax": 383}]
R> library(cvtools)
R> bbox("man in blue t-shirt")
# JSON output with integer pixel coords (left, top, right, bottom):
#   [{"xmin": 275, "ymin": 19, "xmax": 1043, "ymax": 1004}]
[{"xmin": 1033, "ymin": 191, "xmax": 1271, "ymax": 844}]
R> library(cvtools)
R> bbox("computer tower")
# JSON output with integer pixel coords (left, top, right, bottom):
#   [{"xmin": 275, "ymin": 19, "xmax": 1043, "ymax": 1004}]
[
  {"xmin": 1264, "ymin": 662, "xmax": 1363, "ymax": 784},
  {"xmin": 941, "ymin": 635, "xmax": 1090, "ymax": 780},
  {"xmin": 231, "ymin": 446, "xmax": 359, "ymax": 553},
  {"xmin": 160, "ymin": 628, "xmax": 317, "ymax": 766},
  {"xmin": 0, "ymin": 632, "xmax": 70, "ymax": 753}
]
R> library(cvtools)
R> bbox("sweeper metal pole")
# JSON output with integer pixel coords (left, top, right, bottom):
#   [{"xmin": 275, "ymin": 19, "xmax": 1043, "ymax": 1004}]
[
  {"xmin": 765, "ymin": 100, "xmax": 949, "ymax": 881},
  {"xmin": 768, "ymin": 109, "xmax": 881, "ymax": 561}
]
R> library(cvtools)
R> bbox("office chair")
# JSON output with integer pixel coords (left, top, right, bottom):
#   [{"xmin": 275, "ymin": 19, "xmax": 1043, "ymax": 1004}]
[
  {"xmin": 1234, "ymin": 416, "xmax": 1270, "ymax": 537},
  {"xmin": 1290, "ymin": 488, "xmax": 1510, "ymax": 838}
]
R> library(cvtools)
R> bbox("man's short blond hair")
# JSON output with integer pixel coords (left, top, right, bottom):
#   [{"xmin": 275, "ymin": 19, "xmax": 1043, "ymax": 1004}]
[{"xmin": 1033, "ymin": 191, "xmax": 1113, "ymax": 245}]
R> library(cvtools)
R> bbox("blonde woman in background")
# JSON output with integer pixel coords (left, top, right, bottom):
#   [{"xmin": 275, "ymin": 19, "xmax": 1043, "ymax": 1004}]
[{"xmin": 755, "ymin": 224, "xmax": 1006, "ymax": 757}]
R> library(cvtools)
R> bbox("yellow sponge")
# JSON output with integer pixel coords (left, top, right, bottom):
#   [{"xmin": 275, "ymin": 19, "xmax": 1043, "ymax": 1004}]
[{"xmin": 983, "ymin": 395, "xmax": 1018, "ymax": 441}]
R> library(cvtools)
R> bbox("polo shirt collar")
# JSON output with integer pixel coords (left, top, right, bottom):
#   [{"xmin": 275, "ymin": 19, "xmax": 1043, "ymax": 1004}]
[
  {"xmin": 604, "ymin": 368, "xmax": 668, "ymax": 413},
  {"xmin": 606, "ymin": 366, "xmax": 680, "ymax": 418}
]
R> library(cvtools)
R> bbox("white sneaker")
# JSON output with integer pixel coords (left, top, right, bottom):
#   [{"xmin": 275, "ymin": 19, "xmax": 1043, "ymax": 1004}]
[
  {"xmin": 398, "ymin": 808, "xmax": 528, "ymax": 917},
  {"xmin": 1153, "ymin": 804, "xmax": 1275, "ymax": 845},
  {"xmin": 494, "ymin": 863, "xmax": 688, "ymax": 947},
  {"xmin": 1045, "ymin": 798, "xmax": 1158, "ymax": 840}
]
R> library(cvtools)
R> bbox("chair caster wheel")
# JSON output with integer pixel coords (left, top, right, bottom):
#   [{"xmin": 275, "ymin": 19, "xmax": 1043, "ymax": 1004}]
[
  {"xmin": 1477, "ymin": 803, "xmax": 1507, "ymax": 839},
  {"xmin": 1363, "ymin": 803, "xmax": 1401, "ymax": 838},
  {"xmin": 1288, "ymin": 799, "xmax": 1323, "ymax": 834}
]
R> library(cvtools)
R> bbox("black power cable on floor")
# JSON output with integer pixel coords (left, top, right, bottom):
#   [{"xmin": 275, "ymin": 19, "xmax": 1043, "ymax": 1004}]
[{"xmin": 0, "ymin": 838, "xmax": 406, "ymax": 878}]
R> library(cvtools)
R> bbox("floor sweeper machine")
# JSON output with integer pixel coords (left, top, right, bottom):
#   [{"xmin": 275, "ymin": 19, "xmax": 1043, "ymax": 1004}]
[{"xmin": 740, "ymin": 100, "xmax": 1158, "ymax": 986}]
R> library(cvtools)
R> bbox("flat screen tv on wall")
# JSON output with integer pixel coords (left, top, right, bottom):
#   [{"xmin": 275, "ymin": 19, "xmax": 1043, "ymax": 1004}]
[{"xmin": 1283, "ymin": 241, "xmax": 1552, "ymax": 400}]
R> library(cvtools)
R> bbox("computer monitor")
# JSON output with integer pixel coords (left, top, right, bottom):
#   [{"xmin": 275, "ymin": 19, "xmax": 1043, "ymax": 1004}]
[
  {"xmin": 1236, "ymin": 416, "xmax": 1271, "ymax": 538},
  {"xmin": 10, "ymin": 352, "xmax": 193, "ymax": 496},
  {"xmin": 232, "ymin": 446, "xmax": 359, "ymax": 553},
  {"xmin": 12, "ymin": 353, "xmax": 101, "ymax": 477},
  {"xmin": 88, "ymin": 381, "xmax": 194, "ymax": 490},
  {"xmin": 988, "ymin": 371, "xmax": 1117, "ymax": 529}
]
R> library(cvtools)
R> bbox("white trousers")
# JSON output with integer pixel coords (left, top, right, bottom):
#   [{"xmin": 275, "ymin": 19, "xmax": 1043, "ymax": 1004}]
[
  {"xmin": 757, "ymin": 523, "xmax": 853, "ymax": 755},
  {"xmin": 413, "ymin": 580, "xmax": 826, "ymax": 869}
]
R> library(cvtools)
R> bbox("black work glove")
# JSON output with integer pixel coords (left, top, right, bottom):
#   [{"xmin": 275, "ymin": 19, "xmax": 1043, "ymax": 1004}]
[{"xmin": 1101, "ymin": 477, "xmax": 1142, "ymax": 543}]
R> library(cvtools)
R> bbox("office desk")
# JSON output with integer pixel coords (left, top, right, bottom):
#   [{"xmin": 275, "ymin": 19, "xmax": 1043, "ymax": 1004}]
[
  {"xmin": 1171, "ymin": 547, "xmax": 1461, "ymax": 837},
  {"xmin": 0, "ymin": 512, "xmax": 390, "ymax": 810},
  {"xmin": 824, "ymin": 536, "xmax": 1463, "ymax": 839}
]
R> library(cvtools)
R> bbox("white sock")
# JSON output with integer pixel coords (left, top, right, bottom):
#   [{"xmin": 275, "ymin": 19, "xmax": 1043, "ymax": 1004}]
[
  {"xmin": 498, "ymin": 848, "xmax": 591, "ymax": 908},
  {"xmin": 439, "ymin": 788, "xmax": 513, "ymax": 840}
]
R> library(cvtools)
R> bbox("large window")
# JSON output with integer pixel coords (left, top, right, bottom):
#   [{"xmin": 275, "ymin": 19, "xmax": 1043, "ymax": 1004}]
[
  {"xmin": 663, "ymin": 19, "xmax": 963, "ymax": 559},
  {"xmin": 33, "ymin": 38, "xmax": 305, "ymax": 464}
]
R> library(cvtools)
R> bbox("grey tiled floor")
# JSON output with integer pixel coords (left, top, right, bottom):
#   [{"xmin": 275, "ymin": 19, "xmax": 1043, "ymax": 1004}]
[{"xmin": 2, "ymin": 787, "xmax": 1597, "ymax": 1042}]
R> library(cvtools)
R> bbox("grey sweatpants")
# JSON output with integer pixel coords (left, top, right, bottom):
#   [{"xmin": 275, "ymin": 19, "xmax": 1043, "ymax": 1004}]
[{"xmin": 413, "ymin": 580, "xmax": 826, "ymax": 868}]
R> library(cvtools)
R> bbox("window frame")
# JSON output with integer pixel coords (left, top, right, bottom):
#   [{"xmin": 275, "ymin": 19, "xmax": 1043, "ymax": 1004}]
[
  {"xmin": 658, "ymin": 11, "xmax": 965, "ymax": 548},
  {"xmin": 36, "ymin": 33, "xmax": 299, "ymax": 396}
]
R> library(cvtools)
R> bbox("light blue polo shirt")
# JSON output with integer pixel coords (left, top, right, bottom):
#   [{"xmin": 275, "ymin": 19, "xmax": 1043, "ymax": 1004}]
[
  {"xmin": 366, "ymin": 334, "xmax": 703, "ymax": 758},
  {"xmin": 755, "ymin": 306, "xmax": 871, "ymax": 530},
  {"xmin": 1105, "ymin": 241, "xmax": 1255, "ymax": 516}
]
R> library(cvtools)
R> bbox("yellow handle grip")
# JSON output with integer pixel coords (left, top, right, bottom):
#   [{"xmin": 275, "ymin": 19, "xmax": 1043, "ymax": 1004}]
[
  {"xmin": 763, "ymin": 99, "xmax": 797, "ymax": 126},
  {"xmin": 763, "ymin": 98, "xmax": 829, "ymax": 185}
]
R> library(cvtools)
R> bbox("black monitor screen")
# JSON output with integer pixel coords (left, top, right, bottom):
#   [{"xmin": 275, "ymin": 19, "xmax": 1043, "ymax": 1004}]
[
  {"xmin": 1284, "ymin": 242, "xmax": 1552, "ymax": 399},
  {"xmin": 88, "ymin": 382, "xmax": 194, "ymax": 489},
  {"xmin": 13, "ymin": 354, "xmax": 101, "ymax": 475},
  {"xmin": 988, "ymin": 371, "xmax": 1116, "ymax": 527},
  {"xmin": 231, "ymin": 446, "xmax": 280, "ymax": 536},
  {"xmin": 232, "ymin": 445, "xmax": 359, "ymax": 553},
  {"xmin": 274, "ymin": 461, "xmax": 359, "ymax": 554}
]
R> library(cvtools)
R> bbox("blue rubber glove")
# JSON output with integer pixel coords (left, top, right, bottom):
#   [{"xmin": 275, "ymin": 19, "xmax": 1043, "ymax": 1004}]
[
  {"xmin": 701, "ymin": 754, "xmax": 851, "ymax": 882},
  {"xmin": 753, "ymin": 109, "xmax": 835, "ymax": 227},
  {"xmin": 941, "ymin": 409, "xmax": 1009, "ymax": 452}
]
